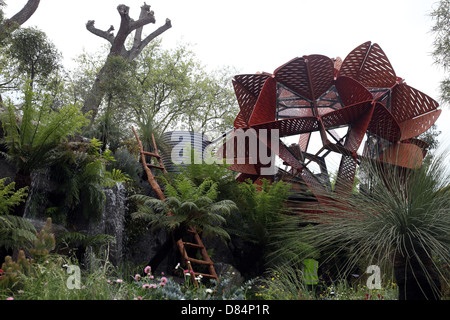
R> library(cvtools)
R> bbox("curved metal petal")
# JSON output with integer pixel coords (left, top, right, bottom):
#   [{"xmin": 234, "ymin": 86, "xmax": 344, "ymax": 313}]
[
  {"xmin": 390, "ymin": 82, "xmax": 440, "ymax": 123},
  {"xmin": 339, "ymin": 41, "xmax": 397, "ymax": 88},
  {"xmin": 274, "ymin": 55, "xmax": 334, "ymax": 101},
  {"xmin": 378, "ymin": 142, "xmax": 424, "ymax": 169},
  {"xmin": 249, "ymin": 77, "xmax": 277, "ymax": 126}
]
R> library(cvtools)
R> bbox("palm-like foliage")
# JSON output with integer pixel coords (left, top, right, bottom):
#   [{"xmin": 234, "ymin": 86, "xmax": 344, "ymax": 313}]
[
  {"xmin": 0, "ymin": 84, "xmax": 89, "ymax": 176},
  {"xmin": 0, "ymin": 178, "xmax": 28, "ymax": 215},
  {"xmin": 131, "ymin": 175, "xmax": 237, "ymax": 241},
  {"xmin": 0, "ymin": 178, "xmax": 36, "ymax": 249},
  {"xmin": 46, "ymin": 138, "xmax": 130, "ymax": 224},
  {"xmin": 271, "ymin": 151, "xmax": 450, "ymax": 300}
]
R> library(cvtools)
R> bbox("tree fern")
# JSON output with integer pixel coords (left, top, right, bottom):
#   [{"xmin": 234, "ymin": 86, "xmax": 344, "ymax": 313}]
[
  {"xmin": 0, "ymin": 178, "xmax": 35, "ymax": 249},
  {"xmin": 0, "ymin": 178, "xmax": 28, "ymax": 215},
  {"xmin": 131, "ymin": 174, "xmax": 237, "ymax": 241},
  {"xmin": 0, "ymin": 84, "xmax": 89, "ymax": 175},
  {"xmin": 0, "ymin": 215, "xmax": 37, "ymax": 250},
  {"xmin": 45, "ymin": 138, "xmax": 129, "ymax": 224}
]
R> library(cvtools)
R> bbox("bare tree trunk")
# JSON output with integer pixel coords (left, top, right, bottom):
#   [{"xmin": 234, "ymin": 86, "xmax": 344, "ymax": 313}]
[
  {"xmin": 81, "ymin": 2, "xmax": 171, "ymax": 124},
  {"xmin": 394, "ymin": 246, "xmax": 442, "ymax": 300}
]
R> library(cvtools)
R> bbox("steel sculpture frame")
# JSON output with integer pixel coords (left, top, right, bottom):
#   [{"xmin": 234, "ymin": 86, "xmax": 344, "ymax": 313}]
[{"xmin": 219, "ymin": 42, "xmax": 441, "ymax": 210}]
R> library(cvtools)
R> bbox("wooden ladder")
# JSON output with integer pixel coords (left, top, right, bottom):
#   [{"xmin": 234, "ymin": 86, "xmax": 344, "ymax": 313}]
[{"xmin": 131, "ymin": 126, "xmax": 219, "ymax": 286}]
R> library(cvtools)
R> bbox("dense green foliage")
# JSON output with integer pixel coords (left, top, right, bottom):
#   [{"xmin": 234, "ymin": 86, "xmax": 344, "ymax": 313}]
[
  {"xmin": 44, "ymin": 138, "xmax": 129, "ymax": 225},
  {"xmin": 0, "ymin": 85, "xmax": 88, "ymax": 175},
  {"xmin": 0, "ymin": 178, "xmax": 36, "ymax": 250},
  {"xmin": 271, "ymin": 153, "xmax": 450, "ymax": 300},
  {"xmin": 0, "ymin": 178, "xmax": 28, "ymax": 215},
  {"xmin": 131, "ymin": 174, "xmax": 237, "ymax": 241},
  {"xmin": 431, "ymin": 0, "xmax": 450, "ymax": 104}
]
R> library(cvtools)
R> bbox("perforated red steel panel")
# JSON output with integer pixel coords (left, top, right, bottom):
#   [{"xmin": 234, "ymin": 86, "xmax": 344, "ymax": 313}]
[
  {"xmin": 224, "ymin": 41, "xmax": 441, "ymax": 210},
  {"xmin": 249, "ymin": 77, "xmax": 277, "ymax": 126},
  {"xmin": 339, "ymin": 42, "xmax": 396, "ymax": 88},
  {"xmin": 390, "ymin": 83, "xmax": 440, "ymax": 123}
]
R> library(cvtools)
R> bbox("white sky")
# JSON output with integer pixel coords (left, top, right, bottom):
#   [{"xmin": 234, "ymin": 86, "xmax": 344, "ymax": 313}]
[{"xmin": 3, "ymin": 0, "xmax": 450, "ymax": 154}]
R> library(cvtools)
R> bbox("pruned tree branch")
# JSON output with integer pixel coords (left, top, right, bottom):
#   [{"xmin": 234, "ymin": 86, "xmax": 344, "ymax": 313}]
[
  {"xmin": 133, "ymin": 2, "xmax": 152, "ymax": 49},
  {"xmin": 128, "ymin": 18, "xmax": 171, "ymax": 60},
  {"xmin": 86, "ymin": 20, "xmax": 115, "ymax": 44},
  {"xmin": 130, "ymin": 2, "xmax": 155, "ymax": 31},
  {"xmin": 6, "ymin": 0, "xmax": 40, "ymax": 26},
  {"xmin": 82, "ymin": 2, "xmax": 172, "ymax": 123},
  {"xmin": 0, "ymin": 0, "xmax": 40, "ymax": 34}
]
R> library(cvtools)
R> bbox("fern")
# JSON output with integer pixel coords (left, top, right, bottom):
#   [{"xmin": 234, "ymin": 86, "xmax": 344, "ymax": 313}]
[
  {"xmin": 0, "ymin": 178, "xmax": 34, "ymax": 249},
  {"xmin": 0, "ymin": 215, "xmax": 37, "ymax": 250},
  {"xmin": 0, "ymin": 178, "xmax": 29, "ymax": 215},
  {"xmin": 0, "ymin": 84, "xmax": 89, "ymax": 175},
  {"xmin": 58, "ymin": 232, "xmax": 115, "ymax": 249},
  {"xmin": 46, "ymin": 138, "xmax": 130, "ymax": 224},
  {"xmin": 131, "ymin": 174, "xmax": 237, "ymax": 241}
]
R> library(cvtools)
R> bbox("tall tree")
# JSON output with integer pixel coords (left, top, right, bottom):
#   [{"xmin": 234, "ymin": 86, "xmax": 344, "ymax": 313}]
[
  {"xmin": 81, "ymin": 2, "xmax": 171, "ymax": 124},
  {"xmin": 4, "ymin": 27, "xmax": 61, "ymax": 90},
  {"xmin": 0, "ymin": 0, "xmax": 41, "ymax": 108},
  {"xmin": 70, "ymin": 40, "xmax": 237, "ymax": 150},
  {"xmin": 431, "ymin": 0, "xmax": 450, "ymax": 104}
]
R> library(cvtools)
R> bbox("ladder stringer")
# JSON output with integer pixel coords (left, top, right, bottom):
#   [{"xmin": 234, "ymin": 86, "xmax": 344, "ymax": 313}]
[
  {"xmin": 132, "ymin": 126, "xmax": 166, "ymax": 200},
  {"xmin": 131, "ymin": 126, "xmax": 219, "ymax": 286}
]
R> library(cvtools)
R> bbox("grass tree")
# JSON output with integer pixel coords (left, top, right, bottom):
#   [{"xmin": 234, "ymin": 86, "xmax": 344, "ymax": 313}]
[{"xmin": 272, "ymin": 151, "xmax": 450, "ymax": 300}]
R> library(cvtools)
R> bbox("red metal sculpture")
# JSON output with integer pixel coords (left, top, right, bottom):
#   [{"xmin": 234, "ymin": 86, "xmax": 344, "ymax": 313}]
[{"xmin": 219, "ymin": 41, "xmax": 441, "ymax": 205}]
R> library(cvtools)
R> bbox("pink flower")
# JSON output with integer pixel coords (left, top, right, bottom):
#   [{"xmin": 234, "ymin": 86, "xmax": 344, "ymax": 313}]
[
  {"xmin": 6, "ymin": 297, "xmax": 14, "ymax": 300},
  {"xmin": 142, "ymin": 284, "xmax": 150, "ymax": 289},
  {"xmin": 159, "ymin": 282, "xmax": 166, "ymax": 287},
  {"xmin": 144, "ymin": 266, "xmax": 151, "ymax": 274},
  {"xmin": 134, "ymin": 274, "xmax": 141, "ymax": 281},
  {"xmin": 116, "ymin": 279, "xmax": 123, "ymax": 283},
  {"xmin": 161, "ymin": 276, "xmax": 167, "ymax": 283}
]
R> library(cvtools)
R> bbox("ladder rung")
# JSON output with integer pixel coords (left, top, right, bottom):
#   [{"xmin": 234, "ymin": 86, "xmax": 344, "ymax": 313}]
[
  {"xmin": 194, "ymin": 272, "xmax": 218, "ymax": 279},
  {"xmin": 183, "ymin": 242, "xmax": 204, "ymax": 249},
  {"xmin": 147, "ymin": 164, "xmax": 165, "ymax": 170},
  {"xmin": 186, "ymin": 257, "xmax": 213, "ymax": 265},
  {"xmin": 141, "ymin": 151, "xmax": 161, "ymax": 158}
]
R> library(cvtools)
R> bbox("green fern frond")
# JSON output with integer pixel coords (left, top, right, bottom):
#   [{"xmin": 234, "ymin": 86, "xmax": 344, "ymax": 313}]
[
  {"xmin": 0, "ymin": 215, "xmax": 37, "ymax": 249},
  {"xmin": 0, "ymin": 177, "xmax": 29, "ymax": 215},
  {"xmin": 131, "ymin": 174, "xmax": 237, "ymax": 241}
]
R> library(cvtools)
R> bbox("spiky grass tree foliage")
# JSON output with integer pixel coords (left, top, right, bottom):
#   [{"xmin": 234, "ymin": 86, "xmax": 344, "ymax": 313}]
[
  {"xmin": 131, "ymin": 175, "xmax": 237, "ymax": 242},
  {"xmin": 271, "ymin": 152, "xmax": 450, "ymax": 300}
]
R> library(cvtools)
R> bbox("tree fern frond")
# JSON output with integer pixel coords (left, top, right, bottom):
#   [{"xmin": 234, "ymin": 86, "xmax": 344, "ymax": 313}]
[{"xmin": 0, "ymin": 215, "xmax": 37, "ymax": 249}]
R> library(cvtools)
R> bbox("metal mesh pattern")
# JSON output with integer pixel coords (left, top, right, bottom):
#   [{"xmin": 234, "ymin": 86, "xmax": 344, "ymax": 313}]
[
  {"xmin": 391, "ymin": 83, "xmax": 440, "ymax": 122},
  {"xmin": 223, "ymin": 41, "xmax": 441, "ymax": 206},
  {"xmin": 338, "ymin": 42, "xmax": 396, "ymax": 88},
  {"xmin": 249, "ymin": 78, "xmax": 277, "ymax": 126}
]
